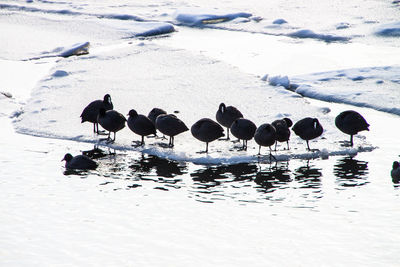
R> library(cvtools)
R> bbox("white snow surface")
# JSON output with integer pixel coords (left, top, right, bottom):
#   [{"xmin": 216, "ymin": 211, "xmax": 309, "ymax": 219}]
[{"xmin": 290, "ymin": 66, "xmax": 400, "ymax": 115}]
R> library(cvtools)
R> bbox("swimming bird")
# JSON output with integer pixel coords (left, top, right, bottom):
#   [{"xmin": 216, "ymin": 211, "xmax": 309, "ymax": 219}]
[
  {"xmin": 80, "ymin": 94, "xmax": 113, "ymax": 134},
  {"xmin": 335, "ymin": 110, "xmax": 369, "ymax": 146},
  {"xmin": 155, "ymin": 114, "xmax": 188, "ymax": 147},
  {"xmin": 391, "ymin": 161, "xmax": 400, "ymax": 182},
  {"xmin": 272, "ymin": 118, "xmax": 292, "ymax": 150},
  {"xmin": 254, "ymin": 123, "xmax": 277, "ymax": 157},
  {"xmin": 216, "ymin": 103, "xmax": 243, "ymax": 140},
  {"xmin": 230, "ymin": 118, "xmax": 257, "ymax": 150},
  {"xmin": 98, "ymin": 108, "xmax": 126, "ymax": 142},
  {"xmin": 127, "ymin": 109, "xmax": 156, "ymax": 145},
  {"xmin": 292, "ymin": 117, "xmax": 323, "ymax": 151},
  {"xmin": 62, "ymin": 153, "xmax": 98, "ymax": 170},
  {"xmin": 191, "ymin": 118, "xmax": 224, "ymax": 153}
]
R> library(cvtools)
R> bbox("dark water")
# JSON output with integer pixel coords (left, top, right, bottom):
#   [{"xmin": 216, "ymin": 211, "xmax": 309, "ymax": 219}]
[{"xmin": 64, "ymin": 146, "xmax": 376, "ymax": 205}]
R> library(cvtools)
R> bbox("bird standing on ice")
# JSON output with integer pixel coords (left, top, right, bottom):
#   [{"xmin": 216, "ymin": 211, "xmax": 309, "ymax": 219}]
[
  {"xmin": 97, "ymin": 108, "xmax": 126, "ymax": 142},
  {"xmin": 216, "ymin": 103, "xmax": 243, "ymax": 140},
  {"xmin": 254, "ymin": 123, "xmax": 277, "ymax": 158},
  {"xmin": 191, "ymin": 118, "xmax": 224, "ymax": 153},
  {"xmin": 80, "ymin": 94, "xmax": 113, "ymax": 134},
  {"xmin": 230, "ymin": 118, "xmax": 257, "ymax": 151},
  {"xmin": 272, "ymin": 118, "xmax": 292, "ymax": 150},
  {"xmin": 335, "ymin": 110, "xmax": 369, "ymax": 147},
  {"xmin": 155, "ymin": 114, "xmax": 188, "ymax": 147},
  {"xmin": 292, "ymin": 117, "xmax": 323, "ymax": 151},
  {"xmin": 127, "ymin": 109, "xmax": 156, "ymax": 146}
]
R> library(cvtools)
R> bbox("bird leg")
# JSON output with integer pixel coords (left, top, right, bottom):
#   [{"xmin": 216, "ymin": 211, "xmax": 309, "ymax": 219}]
[
  {"xmin": 269, "ymin": 146, "xmax": 277, "ymax": 162},
  {"xmin": 286, "ymin": 141, "xmax": 290, "ymax": 150},
  {"xmin": 350, "ymin": 135, "xmax": 354, "ymax": 147},
  {"xmin": 306, "ymin": 140, "xmax": 311, "ymax": 151}
]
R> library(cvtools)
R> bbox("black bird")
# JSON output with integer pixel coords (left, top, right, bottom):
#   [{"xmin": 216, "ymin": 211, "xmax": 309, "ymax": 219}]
[
  {"xmin": 292, "ymin": 117, "xmax": 323, "ymax": 151},
  {"xmin": 254, "ymin": 123, "xmax": 277, "ymax": 156},
  {"xmin": 62, "ymin": 153, "xmax": 98, "ymax": 170},
  {"xmin": 272, "ymin": 118, "xmax": 292, "ymax": 150},
  {"xmin": 230, "ymin": 118, "xmax": 257, "ymax": 150},
  {"xmin": 335, "ymin": 110, "xmax": 369, "ymax": 146},
  {"xmin": 391, "ymin": 161, "xmax": 400, "ymax": 182},
  {"xmin": 216, "ymin": 103, "xmax": 243, "ymax": 140},
  {"xmin": 127, "ymin": 109, "xmax": 156, "ymax": 145},
  {"xmin": 98, "ymin": 108, "xmax": 126, "ymax": 142},
  {"xmin": 155, "ymin": 114, "xmax": 188, "ymax": 147},
  {"xmin": 191, "ymin": 118, "xmax": 224, "ymax": 153},
  {"xmin": 148, "ymin": 108, "xmax": 167, "ymax": 125},
  {"xmin": 80, "ymin": 94, "xmax": 113, "ymax": 133}
]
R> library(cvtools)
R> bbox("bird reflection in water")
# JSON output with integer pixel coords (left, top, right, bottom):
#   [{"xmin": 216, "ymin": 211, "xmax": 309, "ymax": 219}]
[
  {"xmin": 294, "ymin": 161, "xmax": 322, "ymax": 189},
  {"xmin": 292, "ymin": 160, "xmax": 323, "ymax": 201},
  {"xmin": 333, "ymin": 156, "xmax": 369, "ymax": 188},
  {"xmin": 254, "ymin": 161, "xmax": 291, "ymax": 193},
  {"xmin": 191, "ymin": 163, "xmax": 258, "ymax": 187},
  {"xmin": 190, "ymin": 163, "xmax": 258, "ymax": 202},
  {"xmin": 128, "ymin": 155, "xmax": 187, "ymax": 189}
]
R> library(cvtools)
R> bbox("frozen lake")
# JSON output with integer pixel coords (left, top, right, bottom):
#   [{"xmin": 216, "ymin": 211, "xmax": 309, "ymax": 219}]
[{"xmin": 1, "ymin": 0, "xmax": 400, "ymax": 266}]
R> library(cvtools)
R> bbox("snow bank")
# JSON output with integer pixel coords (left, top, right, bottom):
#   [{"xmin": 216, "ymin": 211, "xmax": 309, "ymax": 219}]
[{"xmin": 175, "ymin": 9, "xmax": 252, "ymax": 26}]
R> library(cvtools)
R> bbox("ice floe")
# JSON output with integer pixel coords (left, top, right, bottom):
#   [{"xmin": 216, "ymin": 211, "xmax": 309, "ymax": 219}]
[{"xmin": 12, "ymin": 43, "xmax": 374, "ymax": 165}]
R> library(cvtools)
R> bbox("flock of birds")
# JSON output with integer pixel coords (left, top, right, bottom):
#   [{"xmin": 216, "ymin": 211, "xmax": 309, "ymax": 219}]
[{"xmin": 62, "ymin": 94, "xmax": 374, "ymax": 171}]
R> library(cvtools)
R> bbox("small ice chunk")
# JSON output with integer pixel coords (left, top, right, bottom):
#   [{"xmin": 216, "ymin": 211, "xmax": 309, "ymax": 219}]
[
  {"xmin": 175, "ymin": 9, "xmax": 252, "ymax": 26},
  {"xmin": 273, "ymin": 19, "xmax": 287, "ymax": 25},
  {"xmin": 135, "ymin": 23, "xmax": 175, "ymax": 37},
  {"xmin": 288, "ymin": 29, "xmax": 350, "ymax": 42},
  {"xmin": 261, "ymin": 74, "xmax": 269, "ymax": 81},
  {"xmin": 59, "ymin": 42, "xmax": 90, "ymax": 57},
  {"xmin": 336, "ymin": 22, "xmax": 350, "ymax": 30},
  {"xmin": 52, "ymin": 70, "xmax": 68, "ymax": 78},
  {"xmin": 268, "ymin": 75, "xmax": 290, "ymax": 89}
]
